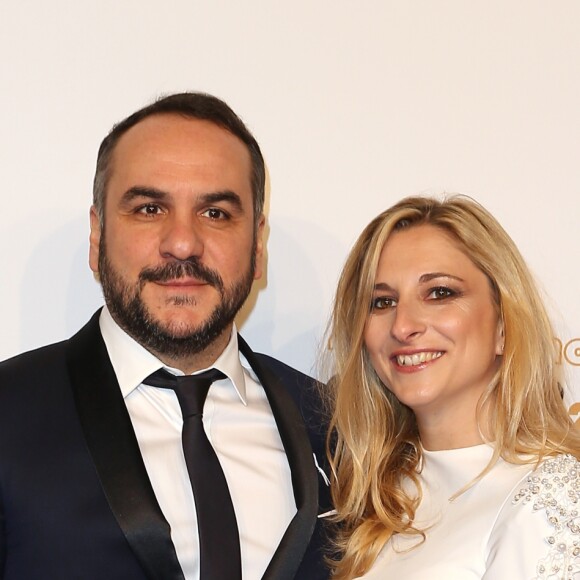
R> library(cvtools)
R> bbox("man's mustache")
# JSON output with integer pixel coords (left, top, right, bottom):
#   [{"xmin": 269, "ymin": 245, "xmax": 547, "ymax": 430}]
[{"xmin": 139, "ymin": 259, "xmax": 224, "ymax": 292}]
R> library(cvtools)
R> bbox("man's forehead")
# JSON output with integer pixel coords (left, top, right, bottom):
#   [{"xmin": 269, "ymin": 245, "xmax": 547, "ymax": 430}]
[
  {"xmin": 104, "ymin": 113, "xmax": 253, "ymax": 203},
  {"xmin": 108, "ymin": 113, "xmax": 252, "ymax": 175},
  {"xmin": 115, "ymin": 113, "xmax": 244, "ymax": 152}
]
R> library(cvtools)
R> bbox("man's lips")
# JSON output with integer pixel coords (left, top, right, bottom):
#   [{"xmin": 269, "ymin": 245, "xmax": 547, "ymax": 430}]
[
  {"xmin": 139, "ymin": 259, "xmax": 223, "ymax": 291},
  {"xmin": 153, "ymin": 278, "xmax": 209, "ymax": 287}
]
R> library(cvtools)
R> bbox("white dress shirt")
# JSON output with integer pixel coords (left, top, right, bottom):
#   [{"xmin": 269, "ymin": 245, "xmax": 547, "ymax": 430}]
[{"xmin": 99, "ymin": 307, "xmax": 296, "ymax": 580}]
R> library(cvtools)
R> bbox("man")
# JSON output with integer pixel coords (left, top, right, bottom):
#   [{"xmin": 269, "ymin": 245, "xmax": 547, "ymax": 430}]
[{"xmin": 0, "ymin": 93, "xmax": 330, "ymax": 579}]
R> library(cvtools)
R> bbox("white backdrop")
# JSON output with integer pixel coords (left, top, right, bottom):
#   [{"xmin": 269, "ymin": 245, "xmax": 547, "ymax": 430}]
[{"xmin": 1, "ymin": 1, "xmax": 578, "ymax": 422}]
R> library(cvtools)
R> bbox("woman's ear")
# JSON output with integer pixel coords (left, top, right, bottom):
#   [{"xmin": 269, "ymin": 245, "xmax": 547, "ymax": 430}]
[{"xmin": 495, "ymin": 318, "xmax": 505, "ymax": 356}]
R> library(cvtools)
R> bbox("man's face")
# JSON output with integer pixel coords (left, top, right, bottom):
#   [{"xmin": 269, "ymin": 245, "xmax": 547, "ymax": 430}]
[{"xmin": 89, "ymin": 114, "xmax": 264, "ymax": 369}]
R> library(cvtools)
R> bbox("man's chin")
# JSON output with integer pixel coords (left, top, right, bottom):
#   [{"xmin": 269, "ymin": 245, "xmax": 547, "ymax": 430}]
[
  {"xmin": 144, "ymin": 284, "xmax": 214, "ymax": 307},
  {"xmin": 151, "ymin": 313, "xmax": 213, "ymax": 338}
]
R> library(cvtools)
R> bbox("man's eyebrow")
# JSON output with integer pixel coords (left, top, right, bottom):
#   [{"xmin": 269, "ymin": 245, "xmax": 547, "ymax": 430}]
[
  {"xmin": 200, "ymin": 191, "xmax": 243, "ymax": 211},
  {"xmin": 118, "ymin": 188, "xmax": 244, "ymax": 211},
  {"xmin": 120, "ymin": 186, "xmax": 167, "ymax": 204},
  {"xmin": 419, "ymin": 272, "xmax": 465, "ymax": 283}
]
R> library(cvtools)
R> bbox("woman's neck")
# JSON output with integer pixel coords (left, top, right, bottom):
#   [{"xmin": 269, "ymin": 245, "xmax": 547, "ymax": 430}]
[{"xmin": 418, "ymin": 406, "xmax": 491, "ymax": 451}]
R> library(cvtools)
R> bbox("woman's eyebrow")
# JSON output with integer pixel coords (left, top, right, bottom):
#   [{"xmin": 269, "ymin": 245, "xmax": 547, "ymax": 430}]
[{"xmin": 419, "ymin": 272, "xmax": 465, "ymax": 284}]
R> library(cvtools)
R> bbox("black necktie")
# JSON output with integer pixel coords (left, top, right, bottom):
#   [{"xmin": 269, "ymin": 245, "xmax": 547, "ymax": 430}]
[{"xmin": 143, "ymin": 368, "xmax": 242, "ymax": 580}]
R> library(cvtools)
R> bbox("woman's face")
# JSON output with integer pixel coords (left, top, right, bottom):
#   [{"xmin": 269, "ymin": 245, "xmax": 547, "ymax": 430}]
[{"xmin": 364, "ymin": 224, "xmax": 503, "ymax": 437}]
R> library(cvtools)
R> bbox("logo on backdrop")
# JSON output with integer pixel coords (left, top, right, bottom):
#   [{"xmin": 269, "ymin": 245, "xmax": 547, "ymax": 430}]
[
  {"xmin": 570, "ymin": 403, "xmax": 580, "ymax": 427},
  {"xmin": 555, "ymin": 337, "xmax": 580, "ymax": 427},
  {"xmin": 555, "ymin": 337, "xmax": 580, "ymax": 367}
]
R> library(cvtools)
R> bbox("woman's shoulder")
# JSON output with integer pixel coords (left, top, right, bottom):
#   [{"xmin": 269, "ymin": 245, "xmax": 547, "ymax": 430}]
[
  {"xmin": 493, "ymin": 453, "xmax": 580, "ymax": 579},
  {"xmin": 513, "ymin": 453, "xmax": 580, "ymax": 508}
]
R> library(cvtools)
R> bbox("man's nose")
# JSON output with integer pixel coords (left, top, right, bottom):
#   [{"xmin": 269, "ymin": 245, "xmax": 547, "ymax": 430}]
[{"xmin": 158, "ymin": 213, "xmax": 204, "ymax": 261}]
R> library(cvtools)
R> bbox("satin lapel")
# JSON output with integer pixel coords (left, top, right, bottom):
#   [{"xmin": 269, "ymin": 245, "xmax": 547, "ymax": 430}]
[
  {"xmin": 238, "ymin": 336, "xmax": 319, "ymax": 580},
  {"xmin": 66, "ymin": 311, "xmax": 184, "ymax": 580}
]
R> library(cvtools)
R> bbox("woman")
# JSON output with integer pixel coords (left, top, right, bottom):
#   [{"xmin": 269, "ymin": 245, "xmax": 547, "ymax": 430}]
[{"xmin": 324, "ymin": 195, "xmax": 580, "ymax": 579}]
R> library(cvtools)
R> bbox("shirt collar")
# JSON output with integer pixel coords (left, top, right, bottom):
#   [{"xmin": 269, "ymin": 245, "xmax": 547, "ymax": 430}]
[{"xmin": 99, "ymin": 307, "xmax": 248, "ymax": 404}]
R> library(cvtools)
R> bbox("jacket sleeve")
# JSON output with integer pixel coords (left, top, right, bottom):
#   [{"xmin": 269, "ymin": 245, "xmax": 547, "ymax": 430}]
[{"xmin": 0, "ymin": 496, "xmax": 6, "ymax": 577}]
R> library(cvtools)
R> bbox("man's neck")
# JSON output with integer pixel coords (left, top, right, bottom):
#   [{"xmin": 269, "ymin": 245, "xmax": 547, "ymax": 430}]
[{"xmin": 150, "ymin": 328, "xmax": 232, "ymax": 374}]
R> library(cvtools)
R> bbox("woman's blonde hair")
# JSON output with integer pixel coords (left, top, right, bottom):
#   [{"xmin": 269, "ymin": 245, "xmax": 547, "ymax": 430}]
[{"xmin": 324, "ymin": 194, "xmax": 578, "ymax": 579}]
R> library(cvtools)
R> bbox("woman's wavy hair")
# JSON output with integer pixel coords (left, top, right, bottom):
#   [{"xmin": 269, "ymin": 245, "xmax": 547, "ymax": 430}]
[{"xmin": 323, "ymin": 194, "xmax": 578, "ymax": 579}]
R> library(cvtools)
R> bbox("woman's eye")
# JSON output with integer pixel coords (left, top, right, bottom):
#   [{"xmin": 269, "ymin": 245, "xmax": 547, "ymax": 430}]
[
  {"xmin": 428, "ymin": 286, "xmax": 455, "ymax": 300},
  {"xmin": 371, "ymin": 296, "xmax": 397, "ymax": 310}
]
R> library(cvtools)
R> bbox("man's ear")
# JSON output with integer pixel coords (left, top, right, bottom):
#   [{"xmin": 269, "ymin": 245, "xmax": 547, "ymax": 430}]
[
  {"xmin": 89, "ymin": 206, "xmax": 101, "ymax": 276},
  {"xmin": 253, "ymin": 214, "xmax": 266, "ymax": 281}
]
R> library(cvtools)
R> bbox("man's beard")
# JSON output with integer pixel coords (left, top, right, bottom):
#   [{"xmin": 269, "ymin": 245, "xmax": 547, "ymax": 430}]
[{"xmin": 98, "ymin": 236, "xmax": 255, "ymax": 360}]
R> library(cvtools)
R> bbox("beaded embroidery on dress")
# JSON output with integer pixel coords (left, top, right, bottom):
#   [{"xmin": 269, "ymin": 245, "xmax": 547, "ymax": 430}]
[{"xmin": 513, "ymin": 454, "xmax": 580, "ymax": 579}]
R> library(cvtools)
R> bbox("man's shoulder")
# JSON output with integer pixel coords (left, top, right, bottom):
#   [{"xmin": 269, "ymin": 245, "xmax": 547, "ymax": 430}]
[
  {"xmin": 248, "ymin": 349, "xmax": 324, "ymax": 409},
  {"xmin": 0, "ymin": 339, "xmax": 69, "ymax": 379},
  {"xmin": 249, "ymin": 349, "xmax": 328, "ymax": 434},
  {"xmin": 0, "ymin": 340, "xmax": 73, "ymax": 425},
  {"xmin": 237, "ymin": 334, "xmax": 320, "ymax": 389},
  {"xmin": 0, "ymin": 311, "xmax": 102, "ymax": 385},
  {"xmin": 252, "ymin": 351, "xmax": 316, "ymax": 384}
]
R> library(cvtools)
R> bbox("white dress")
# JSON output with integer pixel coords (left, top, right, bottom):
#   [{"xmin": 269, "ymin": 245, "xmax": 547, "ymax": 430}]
[{"xmin": 360, "ymin": 445, "xmax": 580, "ymax": 579}]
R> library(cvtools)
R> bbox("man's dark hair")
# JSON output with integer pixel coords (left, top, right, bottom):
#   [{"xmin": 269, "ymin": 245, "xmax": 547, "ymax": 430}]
[{"xmin": 92, "ymin": 92, "xmax": 265, "ymax": 224}]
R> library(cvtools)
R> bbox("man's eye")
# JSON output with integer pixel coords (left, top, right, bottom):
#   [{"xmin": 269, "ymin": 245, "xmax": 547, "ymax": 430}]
[
  {"xmin": 371, "ymin": 296, "xmax": 396, "ymax": 310},
  {"xmin": 137, "ymin": 203, "xmax": 162, "ymax": 216},
  {"xmin": 428, "ymin": 286, "xmax": 456, "ymax": 300},
  {"xmin": 202, "ymin": 208, "xmax": 228, "ymax": 220}
]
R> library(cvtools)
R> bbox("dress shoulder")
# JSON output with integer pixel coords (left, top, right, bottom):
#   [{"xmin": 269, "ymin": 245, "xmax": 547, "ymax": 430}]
[{"xmin": 512, "ymin": 454, "xmax": 580, "ymax": 579}]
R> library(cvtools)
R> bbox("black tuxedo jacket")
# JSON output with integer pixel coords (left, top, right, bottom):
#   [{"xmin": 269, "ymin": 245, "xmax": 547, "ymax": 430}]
[{"xmin": 0, "ymin": 311, "xmax": 331, "ymax": 579}]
